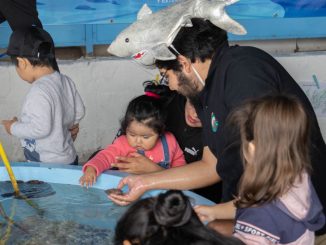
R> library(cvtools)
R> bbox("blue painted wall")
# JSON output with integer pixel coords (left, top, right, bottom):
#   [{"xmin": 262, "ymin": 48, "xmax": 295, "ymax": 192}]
[{"xmin": 1, "ymin": 0, "xmax": 326, "ymax": 54}]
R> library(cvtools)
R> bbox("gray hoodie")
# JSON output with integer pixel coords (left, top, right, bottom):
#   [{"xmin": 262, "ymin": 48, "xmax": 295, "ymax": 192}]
[{"xmin": 11, "ymin": 71, "xmax": 85, "ymax": 164}]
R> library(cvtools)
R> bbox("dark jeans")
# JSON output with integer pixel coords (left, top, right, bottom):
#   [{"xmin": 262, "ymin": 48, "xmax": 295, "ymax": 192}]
[{"xmin": 69, "ymin": 156, "xmax": 79, "ymax": 166}]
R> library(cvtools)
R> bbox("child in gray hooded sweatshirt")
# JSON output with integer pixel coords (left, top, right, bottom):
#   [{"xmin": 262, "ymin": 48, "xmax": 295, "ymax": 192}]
[{"xmin": 2, "ymin": 26, "xmax": 85, "ymax": 164}]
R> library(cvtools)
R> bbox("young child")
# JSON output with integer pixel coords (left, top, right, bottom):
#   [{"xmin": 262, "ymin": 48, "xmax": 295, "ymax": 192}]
[
  {"xmin": 195, "ymin": 94, "xmax": 325, "ymax": 244},
  {"xmin": 79, "ymin": 94, "xmax": 185, "ymax": 187},
  {"xmin": 114, "ymin": 190, "xmax": 244, "ymax": 245},
  {"xmin": 1, "ymin": 26, "xmax": 85, "ymax": 164}
]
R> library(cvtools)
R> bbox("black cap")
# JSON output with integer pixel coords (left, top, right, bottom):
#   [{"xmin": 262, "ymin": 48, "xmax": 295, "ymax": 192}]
[{"xmin": 6, "ymin": 26, "xmax": 55, "ymax": 59}]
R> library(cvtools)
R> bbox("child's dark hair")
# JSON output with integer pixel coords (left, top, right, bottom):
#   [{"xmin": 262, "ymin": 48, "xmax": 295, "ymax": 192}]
[
  {"xmin": 143, "ymin": 80, "xmax": 176, "ymax": 106},
  {"xmin": 11, "ymin": 42, "xmax": 56, "ymax": 69},
  {"xmin": 114, "ymin": 190, "xmax": 244, "ymax": 245},
  {"xmin": 120, "ymin": 94, "xmax": 167, "ymax": 135}
]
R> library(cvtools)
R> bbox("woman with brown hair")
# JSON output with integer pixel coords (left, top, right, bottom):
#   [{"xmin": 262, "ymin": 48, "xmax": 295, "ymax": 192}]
[{"xmin": 195, "ymin": 94, "xmax": 325, "ymax": 244}]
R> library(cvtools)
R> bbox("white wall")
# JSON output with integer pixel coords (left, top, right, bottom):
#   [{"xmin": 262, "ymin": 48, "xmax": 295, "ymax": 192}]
[
  {"xmin": 276, "ymin": 52, "xmax": 326, "ymax": 141},
  {"xmin": 0, "ymin": 53, "xmax": 325, "ymax": 163}
]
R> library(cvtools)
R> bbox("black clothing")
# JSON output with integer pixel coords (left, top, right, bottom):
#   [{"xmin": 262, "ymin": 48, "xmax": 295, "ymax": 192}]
[
  {"xmin": 198, "ymin": 43, "xmax": 326, "ymax": 234},
  {"xmin": 7, "ymin": 26, "xmax": 54, "ymax": 58},
  {"xmin": 0, "ymin": 0, "xmax": 42, "ymax": 30},
  {"xmin": 166, "ymin": 92, "xmax": 222, "ymax": 203},
  {"xmin": 166, "ymin": 93, "xmax": 203, "ymax": 163},
  {"xmin": 0, "ymin": 1, "xmax": 60, "ymax": 72}
]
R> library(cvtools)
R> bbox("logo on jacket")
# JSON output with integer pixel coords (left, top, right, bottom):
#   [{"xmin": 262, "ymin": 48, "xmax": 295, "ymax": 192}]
[
  {"xmin": 211, "ymin": 112, "xmax": 219, "ymax": 132},
  {"xmin": 184, "ymin": 147, "xmax": 199, "ymax": 156}
]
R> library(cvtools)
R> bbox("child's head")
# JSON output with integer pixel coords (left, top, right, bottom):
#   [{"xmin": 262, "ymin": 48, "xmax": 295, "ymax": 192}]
[
  {"xmin": 115, "ymin": 190, "xmax": 243, "ymax": 245},
  {"xmin": 7, "ymin": 26, "xmax": 57, "ymax": 82},
  {"xmin": 231, "ymin": 94, "xmax": 311, "ymax": 208},
  {"xmin": 120, "ymin": 94, "xmax": 167, "ymax": 151},
  {"xmin": 143, "ymin": 80, "xmax": 173, "ymax": 104}
]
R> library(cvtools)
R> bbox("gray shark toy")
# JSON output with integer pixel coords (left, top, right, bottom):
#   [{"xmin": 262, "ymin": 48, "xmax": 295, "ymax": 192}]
[{"xmin": 107, "ymin": 0, "xmax": 246, "ymax": 66}]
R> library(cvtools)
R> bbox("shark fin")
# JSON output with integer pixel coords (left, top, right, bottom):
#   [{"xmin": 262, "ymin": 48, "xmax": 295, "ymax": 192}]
[
  {"xmin": 224, "ymin": 0, "xmax": 239, "ymax": 6},
  {"xmin": 137, "ymin": 4, "xmax": 152, "ymax": 20},
  {"xmin": 151, "ymin": 43, "xmax": 176, "ymax": 61},
  {"xmin": 211, "ymin": 13, "xmax": 247, "ymax": 35}
]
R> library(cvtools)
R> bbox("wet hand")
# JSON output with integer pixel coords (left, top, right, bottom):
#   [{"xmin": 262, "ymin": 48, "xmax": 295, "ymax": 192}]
[
  {"xmin": 112, "ymin": 153, "xmax": 163, "ymax": 174},
  {"xmin": 79, "ymin": 166, "xmax": 97, "ymax": 188},
  {"xmin": 107, "ymin": 175, "xmax": 146, "ymax": 206}
]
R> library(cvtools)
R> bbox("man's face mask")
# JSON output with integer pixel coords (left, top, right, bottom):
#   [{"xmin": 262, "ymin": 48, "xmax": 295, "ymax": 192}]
[{"xmin": 169, "ymin": 45, "xmax": 205, "ymax": 86}]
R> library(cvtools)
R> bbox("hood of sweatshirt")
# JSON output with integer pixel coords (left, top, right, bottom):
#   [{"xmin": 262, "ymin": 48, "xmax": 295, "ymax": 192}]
[{"xmin": 276, "ymin": 172, "xmax": 325, "ymax": 231}]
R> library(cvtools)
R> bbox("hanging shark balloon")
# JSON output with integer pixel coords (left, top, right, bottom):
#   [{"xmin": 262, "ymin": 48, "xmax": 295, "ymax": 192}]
[{"xmin": 108, "ymin": 0, "xmax": 246, "ymax": 66}]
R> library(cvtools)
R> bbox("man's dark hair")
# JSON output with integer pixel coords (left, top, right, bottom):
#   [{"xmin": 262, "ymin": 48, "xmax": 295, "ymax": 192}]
[{"xmin": 155, "ymin": 18, "xmax": 228, "ymax": 71}]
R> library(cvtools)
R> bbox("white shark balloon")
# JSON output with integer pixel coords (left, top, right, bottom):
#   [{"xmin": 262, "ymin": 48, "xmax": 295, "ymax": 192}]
[{"xmin": 108, "ymin": 0, "xmax": 247, "ymax": 66}]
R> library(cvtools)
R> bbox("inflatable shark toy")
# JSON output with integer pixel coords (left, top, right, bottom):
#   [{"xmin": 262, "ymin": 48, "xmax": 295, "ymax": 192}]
[{"xmin": 107, "ymin": 0, "xmax": 246, "ymax": 66}]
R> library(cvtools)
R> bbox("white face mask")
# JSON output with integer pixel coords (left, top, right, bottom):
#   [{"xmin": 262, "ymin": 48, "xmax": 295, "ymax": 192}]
[
  {"xmin": 169, "ymin": 44, "xmax": 205, "ymax": 87},
  {"xmin": 191, "ymin": 65, "xmax": 205, "ymax": 86}
]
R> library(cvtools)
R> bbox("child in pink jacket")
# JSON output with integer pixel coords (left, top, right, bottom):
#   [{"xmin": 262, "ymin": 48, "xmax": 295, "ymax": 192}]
[{"xmin": 80, "ymin": 94, "xmax": 185, "ymax": 187}]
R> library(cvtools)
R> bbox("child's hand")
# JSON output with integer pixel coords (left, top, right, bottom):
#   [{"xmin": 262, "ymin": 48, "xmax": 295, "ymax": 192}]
[
  {"xmin": 194, "ymin": 205, "xmax": 219, "ymax": 223},
  {"xmin": 2, "ymin": 117, "xmax": 18, "ymax": 135},
  {"xmin": 112, "ymin": 153, "xmax": 163, "ymax": 174},
  {"xmin": 79, "ymin": 166, "xmax": 97, "ymax": 188},
  {"xmin": 69, "ymin": 124, "xmax": 79, "ymax": 141}
]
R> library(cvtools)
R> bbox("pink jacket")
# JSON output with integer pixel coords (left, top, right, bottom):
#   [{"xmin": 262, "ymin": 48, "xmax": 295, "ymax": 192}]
[{"xmin": 83, "ymin": 132, "xmax": 186, "ymax": 176}]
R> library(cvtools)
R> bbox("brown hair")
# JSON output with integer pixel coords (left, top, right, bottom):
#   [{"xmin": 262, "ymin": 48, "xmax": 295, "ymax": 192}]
[{"xmin": 231, "ymin": 94, "xmax": 311, "ymax": 208}]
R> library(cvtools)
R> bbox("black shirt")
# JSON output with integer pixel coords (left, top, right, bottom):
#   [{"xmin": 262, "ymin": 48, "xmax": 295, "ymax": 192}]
[
  {"xmin": 166, "ymin": 92, "xmax": 203, "ymax": 163},
  {"xmin": 0, "ymin": 0, "xmax": 42, "ymax": 30},
  {"xmin": 198, "ymin": 43, "xmax": 326, "ymax": 234},
  {"xmin": 166, "ymin": 92, "xmax": 222, "ymax": 203}
]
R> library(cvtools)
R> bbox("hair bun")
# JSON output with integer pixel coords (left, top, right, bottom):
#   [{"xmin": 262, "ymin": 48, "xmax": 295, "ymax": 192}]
[{"xmin": 153, "ymin": 190, "xmax": 192, "ymax": 227}]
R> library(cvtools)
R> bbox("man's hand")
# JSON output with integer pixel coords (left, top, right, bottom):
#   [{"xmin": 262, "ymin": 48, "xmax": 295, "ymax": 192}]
[
  {"xmin": 2, "ymin": 117, "xmax": 18, "ymax": 135},
  {"xmin": 69, "ymin": 124, "xmax": 79, "ymax": 141},
  {"xmin": 79, "ymin": 166, "xmax": 97, "ymax": 188},
  {"xmin": 108, "ymin": 174, "xmax": 147, "ymax": 206},
  {"xmin": 112, "ymin": 153, "xmax": 163, "ymax": 174}
]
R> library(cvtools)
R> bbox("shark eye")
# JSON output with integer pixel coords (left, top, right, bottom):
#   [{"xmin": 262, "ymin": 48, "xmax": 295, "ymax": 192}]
[{"xmin": 125, "ymin": 38, "xmax": 129, "ymax": 43}]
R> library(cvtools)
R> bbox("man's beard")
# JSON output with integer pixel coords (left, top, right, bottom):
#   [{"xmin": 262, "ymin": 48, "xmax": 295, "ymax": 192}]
[{"xmin": 176, "ymin": 71, "xmax": 201, "ymax": 107}]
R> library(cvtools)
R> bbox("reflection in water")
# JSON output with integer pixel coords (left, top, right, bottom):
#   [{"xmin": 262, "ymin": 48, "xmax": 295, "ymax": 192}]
[{"xmin": 0, "ymin": 182, "xmax": 127, "ymax": 244}]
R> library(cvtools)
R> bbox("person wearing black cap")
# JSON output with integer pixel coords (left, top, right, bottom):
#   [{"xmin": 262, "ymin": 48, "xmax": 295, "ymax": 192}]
[
  {"xmin": 1, "ymin": 26, "xmax": 85, "ymax": 165},
  {"xmin": 0, "ymin": 0, "xmax": 42, "ymax": 30}
]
